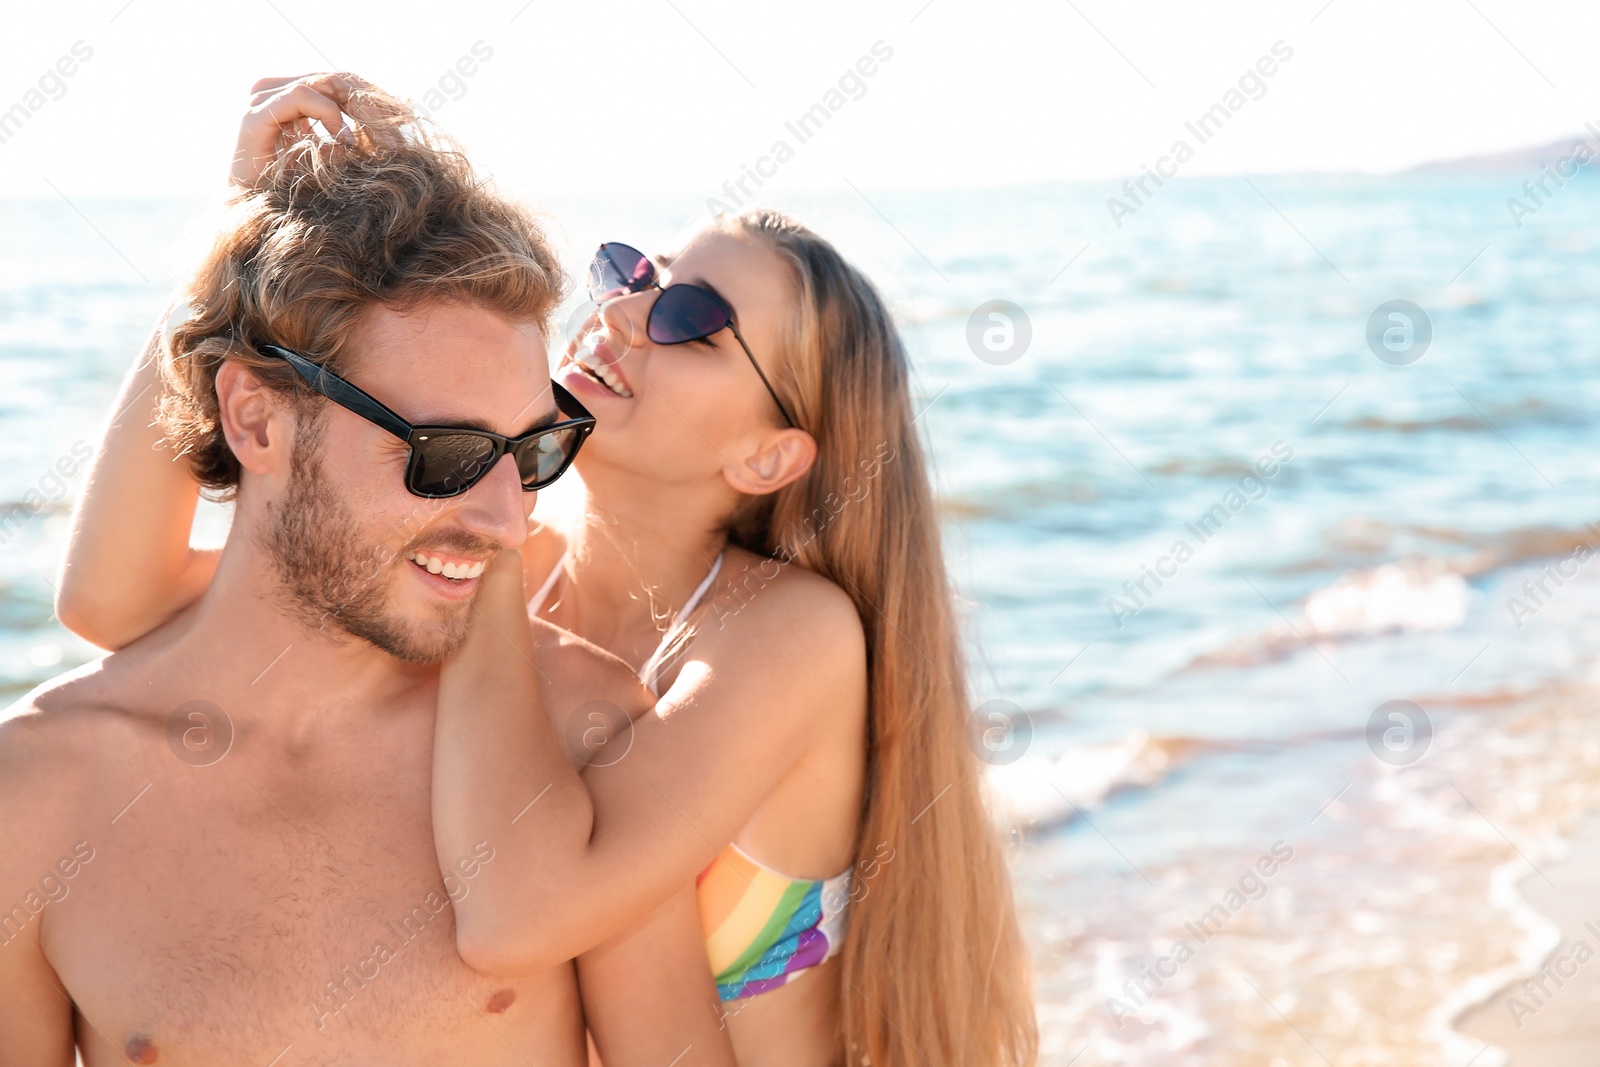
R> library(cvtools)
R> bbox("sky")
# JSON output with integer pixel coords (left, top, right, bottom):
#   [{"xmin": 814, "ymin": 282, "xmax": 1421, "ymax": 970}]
[{"xmin": 0, "ymin": 0, "xmax": 1597, "ymax": 204}]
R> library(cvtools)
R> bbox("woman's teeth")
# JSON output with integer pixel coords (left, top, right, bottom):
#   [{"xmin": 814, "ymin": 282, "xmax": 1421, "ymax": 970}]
[
  {"xmin": 406, "ymin": 552, "xmax": 486, "ymax": 581},
  {"xmin": 572, "ymin": 336, "xmax": 633, "ymax": 398}
]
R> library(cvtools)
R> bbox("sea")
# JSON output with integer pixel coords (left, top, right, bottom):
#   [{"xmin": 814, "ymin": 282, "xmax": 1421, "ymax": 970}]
[{"xmin": 5, "ymin": 170, "xmax": 1600, "ymax": 1065}]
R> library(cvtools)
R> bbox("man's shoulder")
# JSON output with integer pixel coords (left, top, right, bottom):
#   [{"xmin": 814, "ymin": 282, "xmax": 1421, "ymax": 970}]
[{"xmin": 0, "ymin": 656, "xmax": 159, "ymax": 811}]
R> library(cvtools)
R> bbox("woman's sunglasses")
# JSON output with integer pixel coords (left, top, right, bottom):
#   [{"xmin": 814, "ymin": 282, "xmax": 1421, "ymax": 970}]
[
  {"xmin": 260, "ymin": 343, "xmax": 596, "ymax": 499},
  {"xmin": 588, "ymin": 241, "xmax": 798, "ymax": 428}
]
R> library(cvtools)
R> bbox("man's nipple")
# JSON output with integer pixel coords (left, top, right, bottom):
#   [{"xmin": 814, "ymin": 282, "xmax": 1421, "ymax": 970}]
[
  {"xmin": 486, "ymin": 989, "xmax": 517, "ymax": 1014},
  {"xmin": 125, "ymin": 1034, "xmax": 159, "ymax": 1064}
]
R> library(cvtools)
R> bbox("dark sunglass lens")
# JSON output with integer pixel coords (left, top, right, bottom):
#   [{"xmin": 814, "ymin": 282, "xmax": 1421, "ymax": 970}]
[
  {"xmin": 648, "ymin": 285, "xmax": 730, "ymax": 345},
  {"xmin": 514, "ymin": 427, "xmax": 582, "ymax": 489},
  {"xmin": 590, "ymin": 243, "xmax": 654, "ymax": 302},
  {"xmin": 410, "ymin": 433, "xmax": 500, "ymax": 497}
]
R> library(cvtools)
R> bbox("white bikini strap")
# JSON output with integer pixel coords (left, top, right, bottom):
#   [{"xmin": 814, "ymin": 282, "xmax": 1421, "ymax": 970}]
[
  {"xmin": 678, "ymin": 552, "xmax": 725, "ymax": 619},
  {"xmin": 639, "ymin": 552, "xmax": 725, "ymax": 695}
]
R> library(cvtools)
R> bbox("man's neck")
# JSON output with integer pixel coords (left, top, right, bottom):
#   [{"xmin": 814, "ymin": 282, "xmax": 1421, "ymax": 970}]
[{"xmin": 141, "ymin": 533, "xmax": 431, "ymax": 736}]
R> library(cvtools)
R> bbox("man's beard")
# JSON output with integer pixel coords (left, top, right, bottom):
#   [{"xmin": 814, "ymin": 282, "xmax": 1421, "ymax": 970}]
[{"xmin": 262, "ymin": 425, "xmax": 484, "ymax": 664}]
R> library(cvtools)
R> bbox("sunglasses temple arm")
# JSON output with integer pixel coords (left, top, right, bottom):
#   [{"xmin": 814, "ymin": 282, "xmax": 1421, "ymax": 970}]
[
  {"xmin": 268, "ymin": 346, "xmax": 415, "ymax": 442},
  {"xmin": 727, "ymin": 322, "xmax": 797, "ymax": 428}
]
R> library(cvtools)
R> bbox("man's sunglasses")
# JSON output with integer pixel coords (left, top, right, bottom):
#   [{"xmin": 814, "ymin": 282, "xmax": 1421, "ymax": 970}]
[
  {"xmin": 260, "ymin": 343, "xmax": 596, "ymax": 499},
  {"xmin": 588, "ymin": 241, "xmax": 798, "ymax": 428}
]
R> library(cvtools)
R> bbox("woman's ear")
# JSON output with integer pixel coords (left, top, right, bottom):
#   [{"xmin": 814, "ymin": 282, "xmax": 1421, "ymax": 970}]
[
  {"xmin": 216, "ymin": 361, "xmax": 291, "ymax": 480},
  {"xmin": 723, "ymin": 427, "xmax": 817, "ymax": 496}
]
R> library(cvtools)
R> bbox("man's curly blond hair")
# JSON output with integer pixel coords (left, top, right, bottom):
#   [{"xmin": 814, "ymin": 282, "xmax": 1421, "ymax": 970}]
[{"xmin": 159, "ymin": 85, "xmax": 566, "ymax": 498}]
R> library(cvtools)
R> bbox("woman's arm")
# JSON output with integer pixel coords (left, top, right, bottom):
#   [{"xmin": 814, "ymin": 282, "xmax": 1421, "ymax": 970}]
[
  {"xmin": 500, "ymin": 579, "xmax": 736, "ymax": 1065},
  {"xmin": 55, "ymin": 321, "xmax": 218, "ymax": 649},
  {"xmin": 433, "ymin": 548, "xmax": 866, "ymax": 975},
  {"xmin": 579, "ymin": 886, "xmax": 737, "ymax": 1067},
  {"xmin": 56, "ymin": 73, "xmax": 383, "ymax": 649}
]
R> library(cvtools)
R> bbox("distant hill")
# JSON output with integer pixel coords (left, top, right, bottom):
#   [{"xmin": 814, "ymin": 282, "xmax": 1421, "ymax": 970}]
[{"xmin": 1408, "ymin": 132, "xmax": 1600, "ymax": 174}]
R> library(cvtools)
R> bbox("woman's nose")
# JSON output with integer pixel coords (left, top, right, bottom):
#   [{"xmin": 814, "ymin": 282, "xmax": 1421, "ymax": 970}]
[{"xmin": 598, "ymin": 287, "xmax": 654, "ymax": 363}]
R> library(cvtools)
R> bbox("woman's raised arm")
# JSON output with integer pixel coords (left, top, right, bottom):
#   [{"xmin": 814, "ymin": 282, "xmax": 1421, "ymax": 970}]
[
  {"xmin": 57, "ymin": 73, "xmax": 388, "ymax": 649},
  {"xmin": 55, "ymin": 320, "xmax": 217, "ymax": 648}
]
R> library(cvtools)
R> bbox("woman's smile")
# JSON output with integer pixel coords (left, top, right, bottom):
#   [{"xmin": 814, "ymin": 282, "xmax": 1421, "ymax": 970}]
[{"xmin": 561, "ymin": 329, "xmax": 633, "ymax": 399}]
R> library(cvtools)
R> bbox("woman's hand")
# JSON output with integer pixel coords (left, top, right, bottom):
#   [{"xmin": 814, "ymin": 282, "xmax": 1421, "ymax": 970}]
[
  {"xmin": 230, "ymin": 72, "xmax": 383, "ymax": 188},
  {"xmin": 434, "ymin": 542, "xmax": 595, "ymax": 974},
  {"xmin": 440, "ymin": 548, "xmax": 545, "ymax": 702}
]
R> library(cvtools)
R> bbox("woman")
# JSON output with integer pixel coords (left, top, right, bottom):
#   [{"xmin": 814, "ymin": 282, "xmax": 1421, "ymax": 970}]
[{"xmin": 57, "ymin": 74, "xmax": 1037, "ymax": 1066}]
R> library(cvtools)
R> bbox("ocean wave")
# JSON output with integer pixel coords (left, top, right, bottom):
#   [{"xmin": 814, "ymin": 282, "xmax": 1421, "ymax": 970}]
[
  {"xmin": 1188, "ymin": 559, "xmax": 1469, "ymax": 671},
  {"xmin": 939, "ymin": 480, "xmax": 1101, "ymax": 520},
  {"xmin": 1301, "ymin": 559, "xmax": 1470, "ymax": 638},
  {"xmin": 1455, "ymin": 521, "xmax": 1600, "ymax": 577},
  {"xmin": 1202, "ymin": 520, "xmax": 1600, "ymax": 672},
  {"xmin": 987, "ymin": 729, "xmax": 1196, "ymax": 830},
  {"xmin": 1274, "ymin": 517, "xmax": 1600, "ymax": 581},
  {"xmin": 1341, "ymin": 413, "xmax": 1500, "ymax": 434},
  {"xmin": 1333, "ymin": 399, "xmax": 1578, "ymax": 435},
  {"xmin": 1145, "ymin": 456, "xmax": 1262, "ymax": 479}
]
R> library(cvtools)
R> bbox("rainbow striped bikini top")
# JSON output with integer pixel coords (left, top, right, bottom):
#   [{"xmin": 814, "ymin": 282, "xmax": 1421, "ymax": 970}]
[
  {"xmin": 530, "ymin": 549, "xmax": 855, "ymax": 1001},
  {"xmin": 697, "ymin": 843, "xmax": 853, "ymax": 1001}
]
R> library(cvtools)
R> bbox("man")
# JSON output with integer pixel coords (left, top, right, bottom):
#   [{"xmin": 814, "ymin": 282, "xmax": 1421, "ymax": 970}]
[{"xmin": 0, "ymin": 78, "xmax": 641, "ymax": 1065}]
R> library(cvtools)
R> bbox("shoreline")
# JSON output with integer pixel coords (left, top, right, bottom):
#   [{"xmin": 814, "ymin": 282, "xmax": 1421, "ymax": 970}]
[{"xmin": 1457, "ymin": 810, "xmax": 1600, "ymax": 1065}]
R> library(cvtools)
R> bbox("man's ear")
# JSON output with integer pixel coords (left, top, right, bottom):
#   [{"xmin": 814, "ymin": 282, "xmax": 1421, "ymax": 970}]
[
  {"xmin": 722, "ymin": 427, "xmax": 817, "ymax": 496},
  {"xmin": 215, "ymin": 361, "xmax": 291, "ymax": 479}
]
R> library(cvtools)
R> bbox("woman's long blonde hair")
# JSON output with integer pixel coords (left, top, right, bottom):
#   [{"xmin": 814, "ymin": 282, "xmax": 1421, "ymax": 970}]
[{"xmin": 724, "ymin": 210, "xmax": 1037, "ymax": 1066}]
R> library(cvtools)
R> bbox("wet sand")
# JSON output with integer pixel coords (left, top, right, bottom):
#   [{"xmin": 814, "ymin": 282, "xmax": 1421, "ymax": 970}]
[{"xmin": 1459, "ymin": 811, "xmax": 1600, "ymax": 1065}]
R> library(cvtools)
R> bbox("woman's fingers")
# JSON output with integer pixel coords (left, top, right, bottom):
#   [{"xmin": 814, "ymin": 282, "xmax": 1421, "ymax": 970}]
[
  {"xmin": 248, "ymin": 75, "xmax": 306, "ymax": 98},
  {"xmin": 230, "ymin": 72, "xmax": 405, "ymax": 188},
  {"xmin": 258, "ymin": 83, "xmax": 348, "ymax": 134},
  {"xmin": 304, "ymin": 73, "xmax": 409, "ymax": 149},
  {"xmin": 249, "ymin": 72, "xmax": 373, "ymax": 109},
  {"xmin": 231, "ymin": 80, "xmax": 349, "ymax": 187}
]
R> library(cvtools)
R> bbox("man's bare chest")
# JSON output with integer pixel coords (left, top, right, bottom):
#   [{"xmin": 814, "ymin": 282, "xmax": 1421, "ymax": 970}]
[{"xmin": 47, "ymin": 751, "xmax": 573, "ymax": 1066}]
